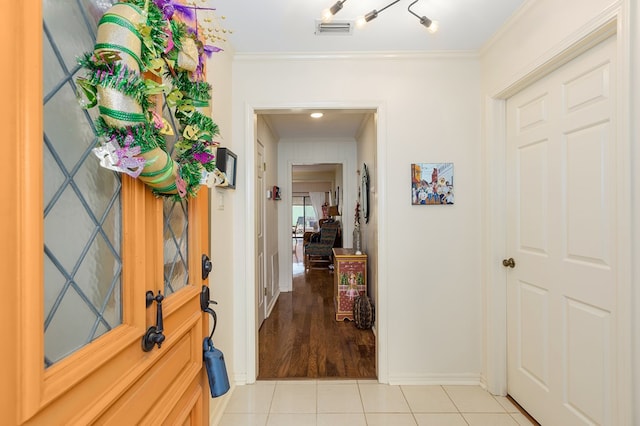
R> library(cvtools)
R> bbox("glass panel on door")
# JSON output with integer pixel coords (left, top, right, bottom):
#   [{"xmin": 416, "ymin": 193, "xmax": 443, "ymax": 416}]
[
  {"xmin": 43, "ymin": 0, "xmax": 121, "ymax": 367},
  {"xmin": 162, "ymin": 100, "xmax": 189, "ymax": 296},
  {"xmin": 163, "ymin": 198, "xmax": 189, "ymax": 295},
  {"xmin": 292, "ymin": 195, "xmax": 318, "ymax": 233}
]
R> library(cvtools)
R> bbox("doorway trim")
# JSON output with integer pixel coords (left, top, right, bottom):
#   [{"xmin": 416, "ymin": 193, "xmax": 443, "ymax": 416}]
[
  {"xmin": 483, "ymin": 3, "xmax": 632, "ymax": 423},
  {"xmin": 243, "ymin": 102, "xmax": 388, "ymax": 384}
]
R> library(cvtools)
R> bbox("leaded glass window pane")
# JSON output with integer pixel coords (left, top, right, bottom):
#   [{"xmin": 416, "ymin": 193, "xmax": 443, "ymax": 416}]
[
  {"xmin": 163, "ymin": 199, "xmax": 189, "ymax": 295},
  {"xmin": 162, "ymin": 100, "xmax": 190, "ymax": 296},
  {"xmin": 43, "ymin": 0, "xmax": 121, "ymax": 367}
]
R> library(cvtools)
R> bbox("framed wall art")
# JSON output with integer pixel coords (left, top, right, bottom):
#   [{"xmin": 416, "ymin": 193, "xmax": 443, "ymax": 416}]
[{"xmin": 411, "ymin": 162, "xmax": 454, "ymax": 205}]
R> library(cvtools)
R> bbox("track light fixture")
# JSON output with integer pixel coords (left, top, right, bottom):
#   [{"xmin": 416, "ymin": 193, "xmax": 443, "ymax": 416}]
[
  {"xmin": 407, "ymin": 0, "xmax": 439, "ymax": 33},
  {"xmin": 359, "ymin": 0, "xmax": 401, "ymax": 24},
  {"xmin": 323, "ymin": 0, "xmax": 438, "ymax": 33},
  {"xmin": 322, "ymin": 0, "xmax": 348, "ymax": 22}
]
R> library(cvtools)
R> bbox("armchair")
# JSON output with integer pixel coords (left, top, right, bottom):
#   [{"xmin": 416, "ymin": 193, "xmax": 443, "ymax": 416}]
[{"xmin": 304, "ymin": 221, "xmax": 340, "ymax": 270}]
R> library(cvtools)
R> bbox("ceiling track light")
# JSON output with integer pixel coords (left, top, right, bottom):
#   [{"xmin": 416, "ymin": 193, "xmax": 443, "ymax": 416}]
[
  {"xmin": 322, "ymin": 0, "xmax": 347, "ymax": 22},
  {"xmin": 323, "ymin": 0, "xmax": 439, "ymax": 33},
  {"xmin": 362, "ymin": 0, "xmax": 401, "ymax": 23},
  {"xmin": 330, "ymin": 0, "xmax": 346, "ymax": 15},
  {"xmin": 408, "ymin": 0, "xmax": 439, "ymax": 33}
]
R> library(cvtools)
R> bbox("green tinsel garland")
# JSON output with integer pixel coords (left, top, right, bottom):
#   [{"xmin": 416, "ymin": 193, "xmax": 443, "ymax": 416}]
[
  {"xmin": 178, "ymin": 162, "xmax": 207, "ymax": 197},
  {"xmin": 77, "ymin": 53, "xmax": 154, "ymax": 112},
  {"xmin": 95, "ymin": 117, "xmax": 165, "ymax": 154},
  {"xmin": 170, "ymin": 69, "xmax": 212, "ymax": 101},
  {"xmin": 170, "ymin": 20, "xmax": 188, "ymax": 52},
  {"xmin": 122, "ymin": 0, "xmax": 168, "ymax": 69},
  {"xmin": 178, "ymin": 110, "xmax": 218, "ymax": 138}
]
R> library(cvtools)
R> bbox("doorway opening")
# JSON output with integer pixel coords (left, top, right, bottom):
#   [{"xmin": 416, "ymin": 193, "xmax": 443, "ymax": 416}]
[
  {"xmin": 258, "ymin": 162, "xmax": 376, "ymax": 379},
  {"xmin": 248, "ymin": 106, "xmax": 386, "ymax": 383}
]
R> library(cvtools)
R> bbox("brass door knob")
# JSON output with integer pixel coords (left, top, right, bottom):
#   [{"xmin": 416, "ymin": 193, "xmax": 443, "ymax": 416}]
[{"xmin": 502, "ymin": 258, "xmax": 516, "ymax": 268}]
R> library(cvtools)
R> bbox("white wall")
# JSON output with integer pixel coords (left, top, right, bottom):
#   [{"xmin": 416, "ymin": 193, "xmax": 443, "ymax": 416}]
[
  {"xmin": 206, "ymin": 45, "xmax": 236, "ymax": 422},
  {"xmin": 629, "ymin": 2, "xmax": 640, "ymax": 425},
  {"xmin": 481, "ymin": 0, "xmax": 621, "ymax": 96},
  {"xmin": 480, "ymin": 0, "xmax": 638, "ymax": 421},
  {"xmin": 630, "ymin": 3, "xmax": 640, "ymax": 423},
  {"xmin": 356, "ymin": 114, "xmax": 378, "ymax": 302},
  {"xmin": 277, "ymin": 138, "xmax": 357, "ymax": 293},
  {"xmin": 232, "ymin": 54, "xmax": 482, "ymax": 384}
]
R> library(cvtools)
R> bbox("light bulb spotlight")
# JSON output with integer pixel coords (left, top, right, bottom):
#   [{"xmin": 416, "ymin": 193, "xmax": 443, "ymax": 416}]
[
  {"xmin": 408, "ymin": 0, "xmax": 438, "ymax": 34},
  {"xmin": 364, "ymin": 10, "xmax": 378, "ymax": 22},
  {"xmin": 322, "ymin": 0, "xmax": 346, "ymax": 22}
]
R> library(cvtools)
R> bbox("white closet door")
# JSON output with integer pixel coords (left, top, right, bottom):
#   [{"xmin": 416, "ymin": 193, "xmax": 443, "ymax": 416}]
[{"xmin": 506, "ymin": 35, "xmax": 617, "ymax": 425}]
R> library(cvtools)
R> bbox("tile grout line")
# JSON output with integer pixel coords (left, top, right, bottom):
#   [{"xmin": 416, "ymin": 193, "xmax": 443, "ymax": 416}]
[
  {"xmin": 489, "ymin": 392, "xmax": 528, "ymax": 425},
  {"xmin": 356, "ymin": 380, "xmax": 369, "ymax": 425},
  {"xmin": 398, "ymin": 384, "xmax": 419, "ymax": 426},
  {"xmin": 441, "ymin": 385, "xmax": 471, "ymax": 426},
  {"xmin": 264, "ymin": 381, "xmax": 278, "ymax": 425}
]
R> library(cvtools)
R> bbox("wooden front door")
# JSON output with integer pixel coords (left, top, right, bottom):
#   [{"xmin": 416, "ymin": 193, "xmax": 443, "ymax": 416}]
[{"xmin": 2, "ymin": 1, "xmax": 210, "ymax": 424}]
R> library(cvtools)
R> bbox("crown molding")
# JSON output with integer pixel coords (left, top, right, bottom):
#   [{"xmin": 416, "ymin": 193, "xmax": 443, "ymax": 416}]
[{"xmin": 232, "ymin": 50, "xmax": 479, "ymax": 61}]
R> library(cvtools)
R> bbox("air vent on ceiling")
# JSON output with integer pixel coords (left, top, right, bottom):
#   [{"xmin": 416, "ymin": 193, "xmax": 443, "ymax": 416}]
[{"xmin": 315, "ymin": 20, "xmax": 354, "ymax": 35}]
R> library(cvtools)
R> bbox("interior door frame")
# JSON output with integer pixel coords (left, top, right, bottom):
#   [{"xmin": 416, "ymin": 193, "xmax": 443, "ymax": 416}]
[
  {"xmin": 256, "ymin": 139, "xmax": 267, "ymax": 327},
  {"xmin": 241, "ymin": 102, "xmax": 389, "ymax": 384},
  {"xmin": 483, "ymin": 4, "xmax": 633, "ymax": 423}
]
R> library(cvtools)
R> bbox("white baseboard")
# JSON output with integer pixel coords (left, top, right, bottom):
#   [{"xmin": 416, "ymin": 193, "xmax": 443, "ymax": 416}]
[
  {"xmin": 233, "ymin": 373, "xmax": 248, "ymax": 385},
  {"xmin": 387, "ymin": 373, "xmax": 482, "ymax": 386},
  {"xmin": 266, "ymin": 289, "xmax": 280, "ymax": 318}
]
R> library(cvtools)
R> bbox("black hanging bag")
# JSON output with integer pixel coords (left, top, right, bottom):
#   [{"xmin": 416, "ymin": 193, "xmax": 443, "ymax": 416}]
[
  {"xmin": 203, "ymin": 334, "xmax": 230, "ymax": 398},
  {"xmin": 201, "ymin": 287, "xmax": 230, "ymax": 398}
]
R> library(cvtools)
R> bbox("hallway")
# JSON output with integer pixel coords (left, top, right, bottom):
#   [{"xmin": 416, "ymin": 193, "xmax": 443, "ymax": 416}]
[{"xmin": 257, "ymin": 243, "xmax": 376, "ymax": 379}]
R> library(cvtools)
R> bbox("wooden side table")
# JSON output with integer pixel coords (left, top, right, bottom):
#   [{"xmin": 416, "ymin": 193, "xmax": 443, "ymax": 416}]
[{"xmin": 332, "ymin": 248, "xmax": 367, "ymax": 321}]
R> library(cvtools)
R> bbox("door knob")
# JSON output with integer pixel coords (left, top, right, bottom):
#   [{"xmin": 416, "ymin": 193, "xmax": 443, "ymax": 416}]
[{"xmin": 502, "ymin": 258, "xmax": 516, "ymax": 268}]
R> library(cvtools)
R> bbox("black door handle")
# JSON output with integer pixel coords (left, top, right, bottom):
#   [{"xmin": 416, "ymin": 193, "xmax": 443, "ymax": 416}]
[
  {"xmin": 200, "ymin": 286, "xmax": 218, "ymax": 339},
  {"xmin": 142, "ymin": 290, "xmax": 165, "ymax": 352}
]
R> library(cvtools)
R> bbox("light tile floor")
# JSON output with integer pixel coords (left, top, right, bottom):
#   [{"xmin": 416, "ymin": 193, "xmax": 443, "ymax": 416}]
[{"xmin": 219, "ymin": 380, "xmax": 537, "ymax": 426}]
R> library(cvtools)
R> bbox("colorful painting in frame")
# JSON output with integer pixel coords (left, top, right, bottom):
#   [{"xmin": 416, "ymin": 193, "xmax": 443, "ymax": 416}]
[{"xmin": 411, "ymin": 163, "xmax": 454, "ymax": 205}]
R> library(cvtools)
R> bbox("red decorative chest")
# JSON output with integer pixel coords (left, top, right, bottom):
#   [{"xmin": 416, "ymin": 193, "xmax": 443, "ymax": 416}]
[{"xmin": 332, "ymin": 248, "xmax": 367, "ymax": 321}]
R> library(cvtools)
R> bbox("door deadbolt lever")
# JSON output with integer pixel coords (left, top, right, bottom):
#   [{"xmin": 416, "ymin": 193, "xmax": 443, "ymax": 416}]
[
  {"xmin": 502, "ymin": 258, "xmax": 516, "ymax": 268},
  {"xmin": 142, "ymin": 290, "xmax": 165, "ymax": 352},
  {"xmin": 202, "ymin": 254, "xmax": 213, "ymax": 280}
]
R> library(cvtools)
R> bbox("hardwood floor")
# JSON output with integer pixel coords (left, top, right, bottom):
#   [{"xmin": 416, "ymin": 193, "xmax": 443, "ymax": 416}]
[{"xmin": 257, "ymin": 243, "xmax": 376, "ymax": 379}]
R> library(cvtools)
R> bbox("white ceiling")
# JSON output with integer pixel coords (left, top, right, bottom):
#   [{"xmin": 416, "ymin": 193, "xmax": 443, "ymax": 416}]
[
  {"xmin": 215, "ymin": 0, "xmax": 525, "ymax": 54},
  {"xmin": 214, "ymin": 0, "xmax": 525, "ymax": 139},
  {"xmin": 262, "ymin": 110, "xmax": 372, "ymax": 139}
]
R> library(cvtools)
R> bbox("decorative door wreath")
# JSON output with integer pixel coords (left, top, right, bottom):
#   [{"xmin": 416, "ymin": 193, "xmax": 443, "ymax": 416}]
[{"xmin": 76, "ymin": 0, "xmax": 225, "ymax": 199}]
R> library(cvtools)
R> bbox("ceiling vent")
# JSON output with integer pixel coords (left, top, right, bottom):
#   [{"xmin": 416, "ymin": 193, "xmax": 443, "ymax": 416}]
[{"xmin": 315, "ymin": 20, "xmax": 354, "ymax": 35}]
